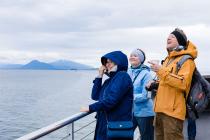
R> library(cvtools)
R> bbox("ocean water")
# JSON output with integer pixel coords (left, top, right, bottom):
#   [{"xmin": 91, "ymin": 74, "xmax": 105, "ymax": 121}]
[{"xmin": 0, "ymin": 70, "xmax": 98, "ymax": 140}]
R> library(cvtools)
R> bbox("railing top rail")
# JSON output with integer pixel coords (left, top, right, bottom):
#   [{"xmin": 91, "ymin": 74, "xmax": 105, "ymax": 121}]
[{"xmin": 16, "ymin": 112, "xmax": 92, "ymax": 140}]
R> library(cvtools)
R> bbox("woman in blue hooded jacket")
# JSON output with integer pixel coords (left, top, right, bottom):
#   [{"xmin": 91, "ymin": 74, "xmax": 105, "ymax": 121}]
[
  {"xmin": 81, "ymin": 51, "xmax": 133, "ymax": 140},
  {"xmin": 127, "ymin": 48, "xmax": 155, "ymax": 140}
]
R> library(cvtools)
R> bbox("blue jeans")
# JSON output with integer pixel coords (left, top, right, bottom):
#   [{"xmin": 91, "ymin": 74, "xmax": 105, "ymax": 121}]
[
  {"xmin": 187, "ymin": 118, "xmax": 196, "ymax": 139},
  {"xmin": 133, "ymin": 116, "xmax": 154, "ymax": 140}
]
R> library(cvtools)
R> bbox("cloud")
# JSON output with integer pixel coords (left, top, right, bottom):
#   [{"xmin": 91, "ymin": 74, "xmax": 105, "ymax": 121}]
[
  {"xmin": 1, "ymin": 0, "xmax": 210, "ymax": 33},
  {"xmin": 0, "ymin": 0, "xmax": 210, "ymax": 72}
]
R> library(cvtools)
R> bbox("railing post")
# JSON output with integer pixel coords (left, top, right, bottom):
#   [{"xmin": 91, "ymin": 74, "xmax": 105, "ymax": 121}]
[{"xmin": 72, "ymin": 122, "xmax": 74, "ymax": 140}]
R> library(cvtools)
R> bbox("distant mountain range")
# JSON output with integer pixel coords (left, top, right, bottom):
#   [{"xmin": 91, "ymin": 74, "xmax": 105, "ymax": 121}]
[{"xmin": 0, "ymin": 60, "xmax": 94, "ymax": 70}]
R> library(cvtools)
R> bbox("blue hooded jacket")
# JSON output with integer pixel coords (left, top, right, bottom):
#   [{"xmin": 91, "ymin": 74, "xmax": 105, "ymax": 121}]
[
  {"xmin": 89, "ymin": 51, "xmax": 133, "ymax": 140},
  {"xmin": 127, "ymin": 64, "xmax": 155, "ymax": 117}
]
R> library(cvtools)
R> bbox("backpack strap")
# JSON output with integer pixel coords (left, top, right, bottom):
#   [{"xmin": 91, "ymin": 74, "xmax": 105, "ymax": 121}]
[
  {"xmin": 175, "ymin": 55, "xmax": 193, "ymax": 98},
  {"xmin": 176, "ymin": 54, "xmax": 193, "ymax": 74},
  {"xmin": 176, "ymin": 55, "xmax": 198, "ymax": 119}
]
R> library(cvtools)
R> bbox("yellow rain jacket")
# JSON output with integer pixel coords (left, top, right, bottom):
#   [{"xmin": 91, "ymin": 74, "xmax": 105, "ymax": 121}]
[{"xmin": 154, "ymin": 41, "xmax": 198, "ymax": 120}]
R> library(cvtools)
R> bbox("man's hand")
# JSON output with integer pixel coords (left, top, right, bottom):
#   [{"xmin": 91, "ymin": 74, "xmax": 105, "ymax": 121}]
[{"xmin": 148, "ymin": 61, "xmax": 161, "ymax": 72}]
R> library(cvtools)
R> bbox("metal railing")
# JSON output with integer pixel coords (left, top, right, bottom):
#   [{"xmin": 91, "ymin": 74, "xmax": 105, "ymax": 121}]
[{"xmin": 16, "ymin": 112, "xmax": 95, "ymax": 140}]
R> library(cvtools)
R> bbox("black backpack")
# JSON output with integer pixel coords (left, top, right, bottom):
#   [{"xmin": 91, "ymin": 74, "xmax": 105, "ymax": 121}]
[{"xmin": 176, "ymin": 55, "xmax": 210, "ymax": 119}]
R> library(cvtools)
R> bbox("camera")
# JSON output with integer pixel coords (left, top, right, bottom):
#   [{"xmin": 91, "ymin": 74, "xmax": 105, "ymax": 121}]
[
  {"xmin": 145, "ymin": 81, "xmax": 159, "ymax": 91},
  {"xmin": 145, "ymin": 81, "xmax": 159, "ymax": 99}
]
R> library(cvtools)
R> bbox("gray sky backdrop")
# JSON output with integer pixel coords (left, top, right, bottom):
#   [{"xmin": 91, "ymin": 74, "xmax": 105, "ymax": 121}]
[{"xmin": 0, "ymin": 0, "xmax": 210, "ymax": 73}]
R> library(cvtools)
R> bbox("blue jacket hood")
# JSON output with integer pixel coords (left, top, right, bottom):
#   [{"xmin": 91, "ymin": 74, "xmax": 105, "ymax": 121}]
[{"xmin": 101, "ymin": 51, "xmax": 128, "ymax": 71}]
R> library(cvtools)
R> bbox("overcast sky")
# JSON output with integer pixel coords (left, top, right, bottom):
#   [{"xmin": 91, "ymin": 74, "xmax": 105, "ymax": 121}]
[{"xmin": 0, "ymin": 0, "xmax": 210, "ymax": 73}]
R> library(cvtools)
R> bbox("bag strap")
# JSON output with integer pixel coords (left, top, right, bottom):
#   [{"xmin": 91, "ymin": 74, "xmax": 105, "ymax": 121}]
[
  {"xmin": 132, "ymin": 70, "xmax": 141, "ymax": 84},
  {"xmin": 176, "ymin": 54, "xmax": 193, "ymax": 74},
  {"xmin": 132, "ymin": 65, "xmax": 150, "ymax": 84}
]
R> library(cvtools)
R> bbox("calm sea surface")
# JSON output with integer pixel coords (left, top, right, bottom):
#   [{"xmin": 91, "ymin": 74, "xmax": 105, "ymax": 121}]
[{"xmin": 0, "ymin": 70, "xmax": 98, "ymax": 140}]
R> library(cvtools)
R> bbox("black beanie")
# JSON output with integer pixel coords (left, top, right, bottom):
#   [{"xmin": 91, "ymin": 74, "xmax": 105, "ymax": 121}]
[{"xmin": 171, "ymin": 30, "xmax": 187, "ymax": 47}]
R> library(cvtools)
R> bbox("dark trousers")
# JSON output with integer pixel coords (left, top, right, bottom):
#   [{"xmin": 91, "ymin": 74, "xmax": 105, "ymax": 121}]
[
  {"xmin": 187, "ymin": 118, "xmax": 196, "ymax": 140},
  {"xmin": 133, "ymin": 116, "xmax": 154, "ymax": 140}
]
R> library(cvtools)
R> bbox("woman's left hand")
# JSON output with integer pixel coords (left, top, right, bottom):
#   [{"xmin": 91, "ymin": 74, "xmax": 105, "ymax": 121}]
[{"xmin": 80, "ymin": 107, "xmax": 89, "ymax": 112}]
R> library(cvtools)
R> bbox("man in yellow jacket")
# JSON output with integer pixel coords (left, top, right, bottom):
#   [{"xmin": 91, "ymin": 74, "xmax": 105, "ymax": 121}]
[{"xmin": 148, "ymin": 28, "xmax": 197, "ymax": 140}]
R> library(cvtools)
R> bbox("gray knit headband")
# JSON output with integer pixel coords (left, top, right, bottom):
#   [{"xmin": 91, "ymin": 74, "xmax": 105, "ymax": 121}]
[{"xmin": 131, "ymin": 49, "xmax": 145, "ymax": 64}]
